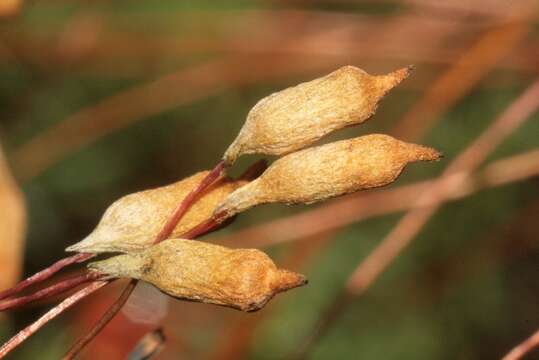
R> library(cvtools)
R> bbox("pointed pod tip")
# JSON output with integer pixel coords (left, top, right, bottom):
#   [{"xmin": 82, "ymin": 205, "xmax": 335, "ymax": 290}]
[
  {"xmin": 65, "ymin": 234, "xmax": 100, "ymax": 253},
  {"xmin": 406, "ymin": 143, "xmax": 443, "ymax": 163},
  {"xmin": 375, "ymin": 65, "xmax": 414, "ymax": 96},
  {"xmin": 65, "ymin": 241, "xmax": 85, "ymax": 253},
  {"xmin": 390, "ymin": 65, "xmax": 414, "ymax": 83},
  {"xmin": 275, "ymin": 269, "xmax": 308, "ymax": 293}
]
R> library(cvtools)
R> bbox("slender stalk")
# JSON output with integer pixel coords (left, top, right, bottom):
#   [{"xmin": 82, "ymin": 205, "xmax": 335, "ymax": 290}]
[
  {"xmin": 154, "ymin": 161, "xmax": 225, "ymax": 243},
  {"xmin": 0, "ymin": 280, "xmax": 109, "ymax": 359},
  {"xmin": 62, "ymin": 279, "xmax": 138, "ymax": 360},
  {"xmin": 0, "ymin": 253, "xmax": 95, "ymax": 301},
  {"xmin": 182, "ymin": 211, "xmax": 227, "ymax": 239},
  {"xmin": 502, "ymin": 328, "xmax": 539, "ymax": 360},
  {"xmin": 0, "ymin": 272, "xmax": 102, "ymax": 311}
]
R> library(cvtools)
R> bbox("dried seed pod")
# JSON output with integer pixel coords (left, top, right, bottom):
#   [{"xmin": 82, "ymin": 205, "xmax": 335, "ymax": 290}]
[
  {"xmin": 217, "ymin": 134, "xmax": 441, "ymax": 218},
  {"xmin": 223, "ymin": 65, "xmax": 413, "ymax": 165},
  {"xmin": 67, "ymin": 172, "xmax": 247, "ymax": 254},
  {"xmin": 89, "ymin": 238, "xmax": 307, "ymax": 312}
]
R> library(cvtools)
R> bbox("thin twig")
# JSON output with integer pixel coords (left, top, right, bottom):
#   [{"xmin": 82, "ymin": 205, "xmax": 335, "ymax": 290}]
[
  {"xmin": 345, "ymin": 75, "xmax": 539, "ymax": 309},
  {"xmin": 0, "ymin": 280, "xmax": 108, "ymax": 359},
  {"xmin": 62, "ymin": 279, "xmax": 137, "ymax": 360},
  {"xmin": 0, "ymin": 252, "xmax": 94, "ymax": 301},
  {"xmin": 502, "ymin": 329, "xmax": 539, "ymax": 360},
  {"xmin": 0, "ymin": 271, "xmax": 101, "ymax": 311},
  {"xmin": 392, "ymin": 18, "xmax": 533, "ymax": 141}
]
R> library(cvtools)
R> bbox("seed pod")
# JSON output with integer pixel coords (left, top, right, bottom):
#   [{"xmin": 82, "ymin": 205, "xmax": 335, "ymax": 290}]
[
  {"xmin": 223, "ymin": 65, "xmax": 413, "ymax": 165},
  {"xmin": 217, "ymin": 134, "xmax": 441, "ymax": 218},
  {"xmin": 67, "ymin": 172, "xmax": 247, "ymax": 254},
  {"xmin": 89, "ymin": 238, "xmax": 307, "ymax": 312}
]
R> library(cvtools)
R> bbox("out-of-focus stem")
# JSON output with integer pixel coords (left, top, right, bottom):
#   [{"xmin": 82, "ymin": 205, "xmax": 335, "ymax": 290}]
[{"xmin": 502, "ymin": 328, "xmax": 539, "ymax": 360}]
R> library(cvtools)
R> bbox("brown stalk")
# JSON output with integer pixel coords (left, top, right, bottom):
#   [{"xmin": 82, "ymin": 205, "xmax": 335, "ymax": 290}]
[
  {"xmin": 0, "ymin": 280, "xmax": 109, "ymax": 358},
  {"xmin": 62, "ymin": 279, "xmax": 138, "ymax": 360},
  {"xmin": 502, "ymin": 325, "xmax": 539, "ymax": 359},
  {"xmin": 0, "ymin": 271, "xmax": 101, "ymax": 311},
  {"xmin": 0, "ymin": 252, "xmax": 94, "ymax": 301},
  {"xmin": 391, "ymin": 6, "xmax": 536, "ymax": 141},
  {"xmin": 293, "ymin": 77, "xmax": 539, "ymax": 358}
]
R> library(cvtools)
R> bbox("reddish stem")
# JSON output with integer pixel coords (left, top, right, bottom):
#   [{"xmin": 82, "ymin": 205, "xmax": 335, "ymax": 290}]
[
  {"xmin": 182, "ymin": 211, "xmax": 227, "ymax": 239},
  {"xmin": 0, "ymin": 272, "xmax": 102, "ymax": 311},
  {"xmin": 0, "ymin": 280, "xmax": 109, "ymax": 359},
  {"xmin": 154, "ymin": 161, "xmax": 225, "ymax": 243},
  {"xmin": 62, "ymin": 279, "xmax": 138, "ymax": 360},
  {"xmin": 0, "ymin": 252, "xmax": 95, "ymax": 301}
]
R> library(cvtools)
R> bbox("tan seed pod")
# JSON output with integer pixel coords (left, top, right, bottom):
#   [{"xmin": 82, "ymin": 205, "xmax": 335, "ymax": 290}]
[
  {"xmin": 67, "ymin": 172, "xmax": 247, "ymax": 254},
  {"xmin": 217, "ymin": 134, "xmax": 441, "ymax": 218},
  {"xmin": 223, "ymin": 65, "xmax": 413, "ymax": 165},
  {"xmin": 89, "ymin": 238, "xmax": 307, "ymax": 312}
]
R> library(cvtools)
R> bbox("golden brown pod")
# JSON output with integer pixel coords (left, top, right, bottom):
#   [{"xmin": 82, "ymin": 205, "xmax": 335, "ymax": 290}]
[
  {"xmin": 223, "ymin": 65, "xmax": 413, "ymax": 165},
  {"xmin": 217, "ymin": 134, "xmax": 441, "ymax": 218},
  {"xmin": 89, "ymin": 238, "xmax": 307, "ymax": 312},
  {"xmin": 67, "ymin": 172, "xmax": 247, "ymax": 254}
]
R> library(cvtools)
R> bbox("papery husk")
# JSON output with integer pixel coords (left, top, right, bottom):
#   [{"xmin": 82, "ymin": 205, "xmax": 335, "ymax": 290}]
[
  {"xmin": 223, "ymin": 65, "xmax": 413, "ymax": 165},
  {"xmin": 89, "ymin": 238, "xmax": 307, "ymax": 312},
  {"xmin": 217, "ymin": 134, "xmax": 441, "ymax": 218},
  {"xmin": 67, "ymin": 172, "xmax": 247, "ymax": 254}
]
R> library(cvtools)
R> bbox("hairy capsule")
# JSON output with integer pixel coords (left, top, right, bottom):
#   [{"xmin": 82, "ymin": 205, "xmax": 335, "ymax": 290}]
[
  {"xmin": 67, "ymin": 172, "xmax": 247, "ymax": 254},
  {"xmin": 89, "ymin": 238, "xmax": 307, "ymax": 312},
  {"xmin": 217, "ymin": 134, "xmax": 441, "ymax": 218},
  {"xmin": 223, "ymin": 65, "xmax": 413, "ymax": 165}
]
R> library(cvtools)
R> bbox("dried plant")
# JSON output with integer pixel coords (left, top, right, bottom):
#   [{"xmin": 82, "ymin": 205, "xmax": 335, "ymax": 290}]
[
  {"xmin": 90, "ymin": 238, "xmax": 307, "ymax": 312},
  {"xmin": 223, "ymin": 65, "xmax": 412, "ymax": 165},
  {"xmin": 0, "ymin": 64, "xmax": 440, "ymax": 359},
  {"xmin": 67, "ymin": 172, "xmax": 248, "ymax": 254}
]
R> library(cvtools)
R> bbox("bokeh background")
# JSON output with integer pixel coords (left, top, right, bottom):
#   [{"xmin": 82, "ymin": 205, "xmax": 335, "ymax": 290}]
[{"xmin": 1, "ymin": 0, "xmax": 539, "ymax": 359}]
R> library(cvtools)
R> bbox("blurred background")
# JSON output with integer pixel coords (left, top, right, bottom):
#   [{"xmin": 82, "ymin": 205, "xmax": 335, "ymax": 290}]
[{"xmin": 1, "ymin": 0, "xmax": 538, "ymax": 359}]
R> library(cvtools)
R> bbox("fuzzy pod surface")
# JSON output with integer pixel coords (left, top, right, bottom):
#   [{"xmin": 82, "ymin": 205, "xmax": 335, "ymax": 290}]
[
  {"xmin": 223, "ymin": 65, "xmax": 413, "ymax": 165},
  {"xmin": 217, "ymin": 134, "xmax": 441, "ymax": 218},
  {"xmin": 67, "ymin": 172, "xmax": 247, "ymax": 254},
  {"xmin": 89, "ymin": 238, "xmax": 307, "ymax": 312}
]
